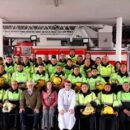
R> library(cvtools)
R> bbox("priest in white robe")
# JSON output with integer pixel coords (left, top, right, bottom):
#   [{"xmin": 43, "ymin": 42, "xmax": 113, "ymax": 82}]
[{"xmin": 58, "ymin": 81, "xmax": 76, "ymax": 130}]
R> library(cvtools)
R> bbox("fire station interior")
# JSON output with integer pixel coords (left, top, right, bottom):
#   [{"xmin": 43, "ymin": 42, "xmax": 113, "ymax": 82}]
[
  {"xmin": 0, "ymin": 0, "xmax": 129, "ymax": 69},
  {"xmin": 1, "ymin": 1, "xmax": 130, "ymax": 130}
]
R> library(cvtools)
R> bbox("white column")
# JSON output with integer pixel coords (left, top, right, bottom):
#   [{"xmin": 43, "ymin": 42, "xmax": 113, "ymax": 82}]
[
  {"xmin": 116, "ymin": 17, "xmax": 122, "ymax": 62},
  {"xmin": 0, "ymin": 18, "xmax": 3, "ymax": 57}
]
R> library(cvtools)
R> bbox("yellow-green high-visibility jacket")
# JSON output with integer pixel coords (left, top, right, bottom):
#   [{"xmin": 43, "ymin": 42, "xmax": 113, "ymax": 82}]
[
  {"xmin": 97, "ymin": 64, "xmax": 115, "ymax": 78},
  {"xmin": 5, "ymin": 63, "xmax": 14, "ymax": 74},
  {"xmin": 23, "ymin": 63, "xmax": 32, "ymax": 73},
  {"xmin": 3, "ymin": 88, "xmax": 23, "ymax": 102},
  {"xmin": 117, "ymin": 91, "xmax": 130, "ymax": 109},
  {"xmin": 0, "ymin": 89, "xmax": 5, "ymax": 103},
  {"xmin": 14, "ymin": 63, "xmax": 21, "ymax": 72},
  {"xmin": 80, "ymin": 65, "xmax": 92, "ymax": 76},
  {"xmin": 63, "ymin": 65, "xmax": 74, "ymax": 78},
  {"xmin": 33, "ymin": 63, "xmax": 46, "ymax": 74},
  {"xmin": 67, "ymin": 73, "xmax": 86, "ymax": 84},
  {"xmin": 32, "ymin": 71, "xmax": 49, "ymax": 83},
  {"xmin": 76, "ymin": 91, "xmax": 100, "ymax": 106},
  {"xmin": 48, "ymin": 64, "xmax": 57, "ymax": 76},
  {"xmin": 98, "ymin": 91, "xmax": 119, "ymax": 107},
  {"xmin": 51, "ymin": 71, "xmax": 67, "ymax": 80},
  {"xmin": 110, "ymin": 72, "xmax": 130, "ymax": 85},
  {"xmin": 87, "ymin": 76, "xmax": 106, "ymax": 91},
  {"xmin": 12, "ymin": 70, "xmax": 31, "ymax": 83}
]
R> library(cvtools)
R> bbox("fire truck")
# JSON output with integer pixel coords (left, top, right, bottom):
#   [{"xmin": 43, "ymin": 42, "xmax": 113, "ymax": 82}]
[{"xmin": 14, "ymin": 41, "xmax": 128, "ymax": 66}]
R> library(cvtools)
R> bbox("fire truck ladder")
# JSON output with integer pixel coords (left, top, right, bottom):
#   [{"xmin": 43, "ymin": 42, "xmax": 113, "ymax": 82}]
[{"xmin": 3, "ymin": 23, "xmax": 104, "ymax": 38}]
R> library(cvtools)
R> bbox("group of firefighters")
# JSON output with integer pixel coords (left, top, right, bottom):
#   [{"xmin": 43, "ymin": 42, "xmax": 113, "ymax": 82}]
[{"xmin": 0, "ymin": 49, "xmax": 130, "ymax": 130}]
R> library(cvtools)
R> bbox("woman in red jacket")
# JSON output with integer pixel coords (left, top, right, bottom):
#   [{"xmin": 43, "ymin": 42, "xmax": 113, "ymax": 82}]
[{"xmin": 41, "ymin": 81, "xmax": 58, "ymax": 130}]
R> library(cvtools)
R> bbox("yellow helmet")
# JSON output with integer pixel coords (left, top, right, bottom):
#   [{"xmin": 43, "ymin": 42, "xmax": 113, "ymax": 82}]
[
  {"xmin": 75, "ymin": 82, "xmax": 82, "ymax": 91},
  {"xmin": 96, "ymin": 82, "xmax": 105, "ymax": 91},
  {"xmin": 37, "ymin": 79, "xmax": 45, "ymax": 87},
  {"xmin": 0, "ymin": 77, "xmax": 5, "ymax": 87},
  {"xmin": 51, "ymin": 76, "xmax": 62, "ymax": 86},
  {"xmin": 102, "ymin": 106, "xmax": 114, "ymax": 115},
  {"xmin": 82, "ymin": 104, "xmax": 95, "ymax": 115}
]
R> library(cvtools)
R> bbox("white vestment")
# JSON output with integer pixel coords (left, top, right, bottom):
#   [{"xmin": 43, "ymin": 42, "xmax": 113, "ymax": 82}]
[{"xmin": 58, "ymin": 88, "xmax": 76, "ymax": 130}]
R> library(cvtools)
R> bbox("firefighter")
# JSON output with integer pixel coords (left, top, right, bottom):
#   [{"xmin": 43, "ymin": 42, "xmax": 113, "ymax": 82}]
[
  {"xmin": 22, "ymin": 56, "xmax": 33, "ymax": 78},
  {"xmin": 32, "ymin": 57, "xmax": 45, "ymax": 74},
  {"xmin": 84, "ymin": 52, "xmax": 95, "ymax": 66},
  {"xmin": 14, "ymin": 55, "xmax": 22, "ymax": 71},
  {"xmin": 80, "ymin": 58, "xmax": 92, "ymax": 76},
  {"xmin": 76, "ymin": 55, "xmax": 84, "ymax": 67},
  {"xmin": 43, "ymin": 54, "xmax": 51, "ymax": 71},
  {"xmin": 67, "ymin": 65, "xmax": 86, "ymax": 90},
  {"xmin": 94, "ymin": 57, "xmax": 101, "ymax": 68},
  {"xmin": 48, "ymin": 55, "xmax": 57, "ymax": 76},
  {"xmin": 63, "ymin": 58, "xmax": 74, "ymax": 77},
  {"xmin": 12, "ymin": 63, "xmax": 31, "ymax": 90},
  {"xmin": 114, "ymin": 61, "xmax": 121, "ymax": 73},
  {"xmin": 43, "ymin": 54, "xmax": 51, "ymax": 66},
  {"xmin": 75, "ymin": 83, "xmax": 99, "ymax": 130},
  {"xmin": 117, "ymin": 63, "xmax": 129, "ymax": 84},
  {"xmin": 51, "ymin": 64, "xmax": 66, "ymax": 79},
  {"xmin": 110, "ymin": 63, "xmax": 129, "ymax": 93},
  {"xmin": 29, "ymin": 53, "xmax": 37, "ymax": 65},
  {"xmin": 58, "ymin": 52, "xmax": 67, "ymax": 68},
  {"xmin": 0, "ymin": 64, "xmax": 11, "ymax": 90},
  {"xmin": 51, "ymin": 64, "xmax": 66, "ymax": 90},
  {"xmin": 98, "ymin": 84, "xmax": 119, "ymax": 130},
  {"xmin": 0, "ymin": 80, "xmax": 5, "ymax": 129},
  {"xmin": 97, "ymin": 55, "xmax": 115, "ymax": 82},
  {"xmin": 32, "ymin": 64, "xmax": 49, "ymax": 91},
  {"xmin": 117, "ymin": 82, "xmax": 130, "ymax": 130},
  {"xmin": 87, "ymin": 67, "xmax": 106, "ymax": 94},
  {"xmin": 4, "ymin": 55, "xmax": 14, "ymax": 75},
  {"xmin": 2, "ymin": 80, "xmax": 23, "ymax": 130},
  {"xmin": 67, "ymin": 49, "xmax": 77, "ymax": 64}
]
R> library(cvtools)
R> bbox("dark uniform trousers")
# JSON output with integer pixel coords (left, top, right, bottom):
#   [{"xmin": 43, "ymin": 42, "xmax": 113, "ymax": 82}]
[
  {"xmin": 99, "ymin": 114, "xmax": 118, "ymax": 130},
  {"xmin": 20, "ymin": 107, "xmax": 40, "ymax": 130},
  {"xmin": 74, "ymin": 105, "xmax": 96, "ymax": 130},
  {"xmin": 119, "ymin": 111, "xmax": 130, "ymax": 130},
  {"xmin": 3, "ymin": 107, "xmax": 19, "ymax": 130}
]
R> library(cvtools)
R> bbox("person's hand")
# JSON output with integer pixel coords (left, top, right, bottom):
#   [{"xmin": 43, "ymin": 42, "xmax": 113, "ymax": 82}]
[
  {"xmin": 50, "ymin": 107, "xmax": 54, "ymax": 110},
  {"xmin": 19, "ymin": 108, "xmax": 25, "ymax": 113},
  {"xmin": 68, "ymin": 109, "xmax": 74, "ymax": 114},
  {"xmin": 115, "ymin": 111, "xmax": 118, "ymax": 116},
  {"xmin": 34, "ymin": 108, "xmax": 39, "ymax": 113},
  {"xmin": 80, "ymin": 109, "xmax": 83, "ymax": 113},
  {"xmin": 43, "ymin": 106, "xmax": 47, "ymax": 110},
  {"xmin": 59, "ymin": 109, "xmax": 64, "ymax": 115},
  {"xmin": 12, "ymin": 104, "xmax": 16, "ymax": 108},
  {"xmin": 123, "ymin": 109, "xmax": 130, "ymax": 116}
]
